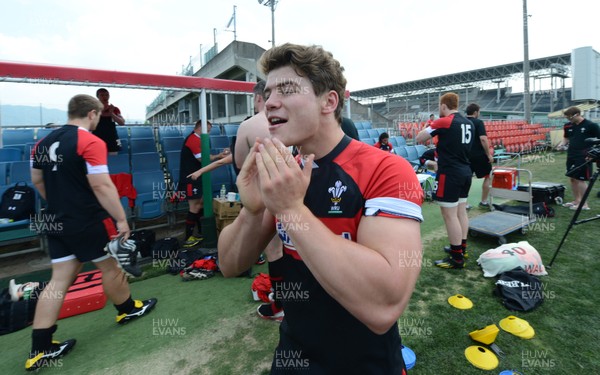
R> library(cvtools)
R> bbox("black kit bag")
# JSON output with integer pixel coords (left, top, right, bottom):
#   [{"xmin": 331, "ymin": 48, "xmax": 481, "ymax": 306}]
[
  {"xmin": 0, "ymin": 283, "xmax": 46, "ymax": 336},
  {"xmin": 166, "ymin": 248, "xmax": 217, "ymax": 275},
  {"xmin": 517, "ymin": 182, "xmax": 566, "ymax": 205},
  {"xmin": 151, "ymin": 237, "xmax": 180, "ymax": 260},
  {"xmin": 0, "ymin": 182, "xmax": 36, "ymax": 221},
  {"xmin": 494, "ymin": 267, "xmax": 544, "ymax": 312},
  {"xmin": 129, "ymin": 229, "xmax": 156, "ymax": 258},
  {"xmin": 493, "ymin": 202, "xmax": 555, "ymax": 218}
]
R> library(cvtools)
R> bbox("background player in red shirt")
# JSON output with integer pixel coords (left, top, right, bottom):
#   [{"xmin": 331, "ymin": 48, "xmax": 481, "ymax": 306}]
[
  {"xmin": 219, "ymin": 43, "xmax": 423, "ymax": 373},
  {"xmin": 93, "ymin": 88, "xmax": 125, "ymax": 155}
]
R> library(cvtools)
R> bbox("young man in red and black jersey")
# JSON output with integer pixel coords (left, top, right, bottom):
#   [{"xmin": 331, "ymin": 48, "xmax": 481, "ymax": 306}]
[
  {"xmin": 92, "ymin": 88, "xmax": 125, "ymax": 155},
  {"xmin": 417, "ymin": 92, "xmax": 474, "ymax": 269},
  {"xmin": 556, "ymin": 106, "xmax": 600, "ymax": 210},
  {"xmin": 178, "ymin": 120, "xmax": 228, "ymax": 247},
  {"xmin": 27, "ymin": 94, "xmax": 156, "ymax": 371},
  {"xmin": 219, "ymin": 43, "xmax": 423, "ymax": 374}
]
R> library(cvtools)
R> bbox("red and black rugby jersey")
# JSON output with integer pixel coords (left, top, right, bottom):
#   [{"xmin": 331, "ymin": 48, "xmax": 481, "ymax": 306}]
[{"xmin": 31, "ymin": 125, "xmax": 111, "ymax": 234}]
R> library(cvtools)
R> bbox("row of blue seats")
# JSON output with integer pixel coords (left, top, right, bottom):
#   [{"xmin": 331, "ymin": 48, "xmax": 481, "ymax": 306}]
[
  {"xmin": 357, "ymin": 128, "xmax": 388, "ymax": 139},
  {"xmin": 354, "ymin": 121, "xmax": 372, "ymax": 130},
  {"xmin": 359, "ymin": 136, "xmax": 407, "ymax": 147}
]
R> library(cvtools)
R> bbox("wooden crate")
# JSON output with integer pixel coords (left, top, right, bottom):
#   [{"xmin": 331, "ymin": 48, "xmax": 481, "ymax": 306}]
[
  {"xmin": 213, "ymin": 198, "xmax": 242, "ymax": 219},
  {"xmin": 216, "ymin": 217, "xmax": 235, "ymax": 231}
]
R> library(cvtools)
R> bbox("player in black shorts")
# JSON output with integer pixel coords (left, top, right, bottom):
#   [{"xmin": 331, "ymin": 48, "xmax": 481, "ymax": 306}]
[
  {"xmin": 179, "ymin": 120, "xmax": 228, "ymax": 247},
  {"xmin": 466, "ymin": 103, "xmax": 493, "ymax": 207},
  {"xmin": 417, "ymin": 92, "xmax": 474, "ymax": 269},
  {"xmin": 219, "ymin": 43, "xmax": 423, "ymax": 373},
  {"xmin": 556, "ymin": 106, "xmax": 600, "ymax": 210},
  {"xmin": 27, "ymin": 94, "xmax": 156, "ymax": 371},
  {"xmin": 92, "ymin": 88, "xmax": 125, "ymax": 154}
]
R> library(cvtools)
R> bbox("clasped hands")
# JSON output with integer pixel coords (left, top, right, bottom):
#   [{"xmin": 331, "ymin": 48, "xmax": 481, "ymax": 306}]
[{"xmin": 237, "ymin": 137, "xmax": 314, "ymax": 216}]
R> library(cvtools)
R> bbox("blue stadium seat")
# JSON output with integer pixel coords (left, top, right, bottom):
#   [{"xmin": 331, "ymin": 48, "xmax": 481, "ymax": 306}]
[
  {"xmin": 395, "ymin": 146, "xmax": 409, "ymax": 159},
  {"xmin": 165, "ymin": 151, "xmax": 180, "ymax": 184},
  {"xmin": 415, "ymin": 145, "xmax": 428, "ymax": 158},
  {"xmin": 118, "ymin": 138, "xmax": 129, "ymax": 155},
  {"xmin": 357, "ymin": 129, "xmax": 369, "ymax": 139},
  {"xmin": 129, "ymin": 126, "xmax": 153, "ymax": 139},
  {"xmin": 132, "ymin": 170, "xmax": 167, "ymax": 220},
  {"xmin": 223, "ymin": 124, "xmax": 239, "ymax": 136},
  {"xmin": 367, "ymin": 129, "xmax": 379, "ymax": 138},
  {"xmin": 8, "ymin": 161, "xmax": 32, "ymax": 184},
  {"xmin": 182, "ymin": 125, "xmax": 195, "ymax": 135},
  {"xmin": 2, "ymin": 129, "xmax": 35, "ymax": 147},
  {"xmin": 116, "ymin": 126, "xmax": 129, "ymax": 140},
  {"xmin": 354, "ymin": 122, "xmax": 364, "ymax": 130},
  {"xmin": 405, "ymin": 146, "xmax": 419, "ymax": 163},
  {"xmin": 394, "ymin": 136, "xmax": 407, "ymax": 146},
  {"xmin": 107, "ymin": 154, "xmax": 130, "ymax": 174},
  {"xmin": 131, "ymin": 152, "xmax": 161, "ymax": 173},
  {"xmin": 0, "ymin": 148, "xmax": 22, "ymax": 162},
  {"xmin": 36, "ymin": 128, "xmax": 55, "ymax": 140},
  {"xmin": 361, "ymin": 138, "xmax": 375, "ymax": 146},
  {"xmin": 0, "ymin": 162, "xmax": 8, "ymax": 185},
  {"xmin": 161, "ymin": 137, "xmax": 184, "ymax": 153},
  {"xmin": 210, "ymin": 164, "xmax": 235, "ymax": 197},
  {"xmin": 158, "ymin": 126, "xmax": 181, "ymax": 139},
  {"xmin": 376, "ymin": 128, "xmax": 387, "ymax": 136},
  {"xmin": 209, "ymin": 135, "xmax": 231, "ymax": 151},
  {"xmin": 362, "ymin": 121, "xmax": 372, "ymax": 129},
  {"xmin": 389, "ymin": 138, "xmax": 399, "ymax": 148},
  {"xmin": 209, "ymin": 126, "xmax": 221, "ymax": 136},
  {"xmin": 129, "ymin": 138, "xmax": 157, "ymax": 154}
]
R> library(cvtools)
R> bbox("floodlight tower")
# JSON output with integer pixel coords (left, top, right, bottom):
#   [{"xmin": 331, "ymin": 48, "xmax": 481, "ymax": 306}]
[
  {"xmin": 522, "ymin": 0, "xmax": 532, "ymax": 124},
  {"xmin": 258, "ymin": 0, "xmax": 278, "ymax": 48}
]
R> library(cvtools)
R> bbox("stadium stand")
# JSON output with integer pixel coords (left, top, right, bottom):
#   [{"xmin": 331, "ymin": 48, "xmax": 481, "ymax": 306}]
[{"xmin": 129, "ymin": 125, "xmax": 154, "ymax": 139}]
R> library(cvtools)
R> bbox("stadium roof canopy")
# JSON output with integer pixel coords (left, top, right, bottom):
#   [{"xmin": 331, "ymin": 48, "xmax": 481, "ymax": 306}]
[{"xmin": 351, "ymin": 53, "xmax": 571, "ymax": 100}]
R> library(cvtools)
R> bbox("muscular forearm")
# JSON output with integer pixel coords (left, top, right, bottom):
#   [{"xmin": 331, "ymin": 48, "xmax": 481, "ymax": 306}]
[
  {"xmin": 218, "ymin": 208, "xmax": 274, "ymax": 277},
  {"xmin": 282, "ymin": 206, "xmax": 422, "ymax": 334}
]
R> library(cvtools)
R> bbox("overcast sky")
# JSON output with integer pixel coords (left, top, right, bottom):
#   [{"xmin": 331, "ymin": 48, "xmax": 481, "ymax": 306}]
[{"xmin": 0, "ymin": 0, "xmax": 597, "ymax": 122}]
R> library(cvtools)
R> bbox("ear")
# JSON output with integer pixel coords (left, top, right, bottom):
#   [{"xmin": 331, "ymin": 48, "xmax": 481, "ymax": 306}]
[{"xmin": 320, "ymin": 90, "xmax": 339, "ymax": 116}]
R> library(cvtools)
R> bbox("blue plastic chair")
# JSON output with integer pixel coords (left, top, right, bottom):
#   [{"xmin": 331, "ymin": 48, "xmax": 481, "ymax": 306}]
[
  {"xmin": 130, "ymin": 138, "xmax": 157, "ymax": 154},
  {"xmin": 0, "ymin": 148, "xmax": 22, "ymax": 162},
  {"xmin": 131, "ymin": 153, "xmax": 161, "ymax": 173}
]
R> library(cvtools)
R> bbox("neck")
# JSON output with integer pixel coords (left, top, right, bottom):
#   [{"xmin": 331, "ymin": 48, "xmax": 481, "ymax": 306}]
[
  {"xmin": 298, "ymin": 119, "xmax": 345, "ymax": 159},
  {"xmin": 68, "ymin": 118, "xmax": 91, "ymax": 131}
]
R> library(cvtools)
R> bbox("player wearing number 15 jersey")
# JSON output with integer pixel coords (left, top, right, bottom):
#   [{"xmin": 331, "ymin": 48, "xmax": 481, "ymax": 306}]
[{"xmin": 416, "ymin": 92, "xmax": 473, "ymax": 269}]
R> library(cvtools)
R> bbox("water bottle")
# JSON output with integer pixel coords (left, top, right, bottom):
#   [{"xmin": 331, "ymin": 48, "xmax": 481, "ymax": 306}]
[{"xmin": 220, "ymin": 184, "xmax": 226, "ymax": 200}]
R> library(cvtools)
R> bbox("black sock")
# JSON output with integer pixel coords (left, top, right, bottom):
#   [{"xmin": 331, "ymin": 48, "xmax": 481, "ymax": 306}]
[
  {"xmin": 461, "ymin": 239, "xmax": 468, "ymax": 252},
  {"xmin": 114, "ymin": 296, "xmax": 135, "ymax": 315},
  {"xmin": 269, "ymin": 258, "xmax": 285, "ymax": 310},
  {"xmin": 31, "ymin": 325, "xmax": 57, "ymax": 353},
  {"xmin": 186, "ymin": 211, "xmax": 199, "ymax": 238},
  {"xmin": 196, "ymin": 214, "xmax": 203, "ymax": 237},
  {"xmin": 450, "ymin": 244, "xmax": 463, "ymax": 261}
]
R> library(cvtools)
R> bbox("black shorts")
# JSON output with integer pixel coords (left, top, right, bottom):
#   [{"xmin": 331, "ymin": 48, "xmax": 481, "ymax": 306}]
[
  {"xmin": 434, "ymin": 173, "xmax": 472, "ymax": 206},
  {"xmin": 47, "ymin": 218, "xmax": 116, "ymax": 263},
  {"xmin": 566, "ymin": 157, "xmax": 592, "ymax": 181},
  {"xmin": 471, "ymin": 155, "xmax": 492, "ymax": 178},
  {"xmin": 178, "ymin": 178, "xmax": 203, "ymax": 200}
]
